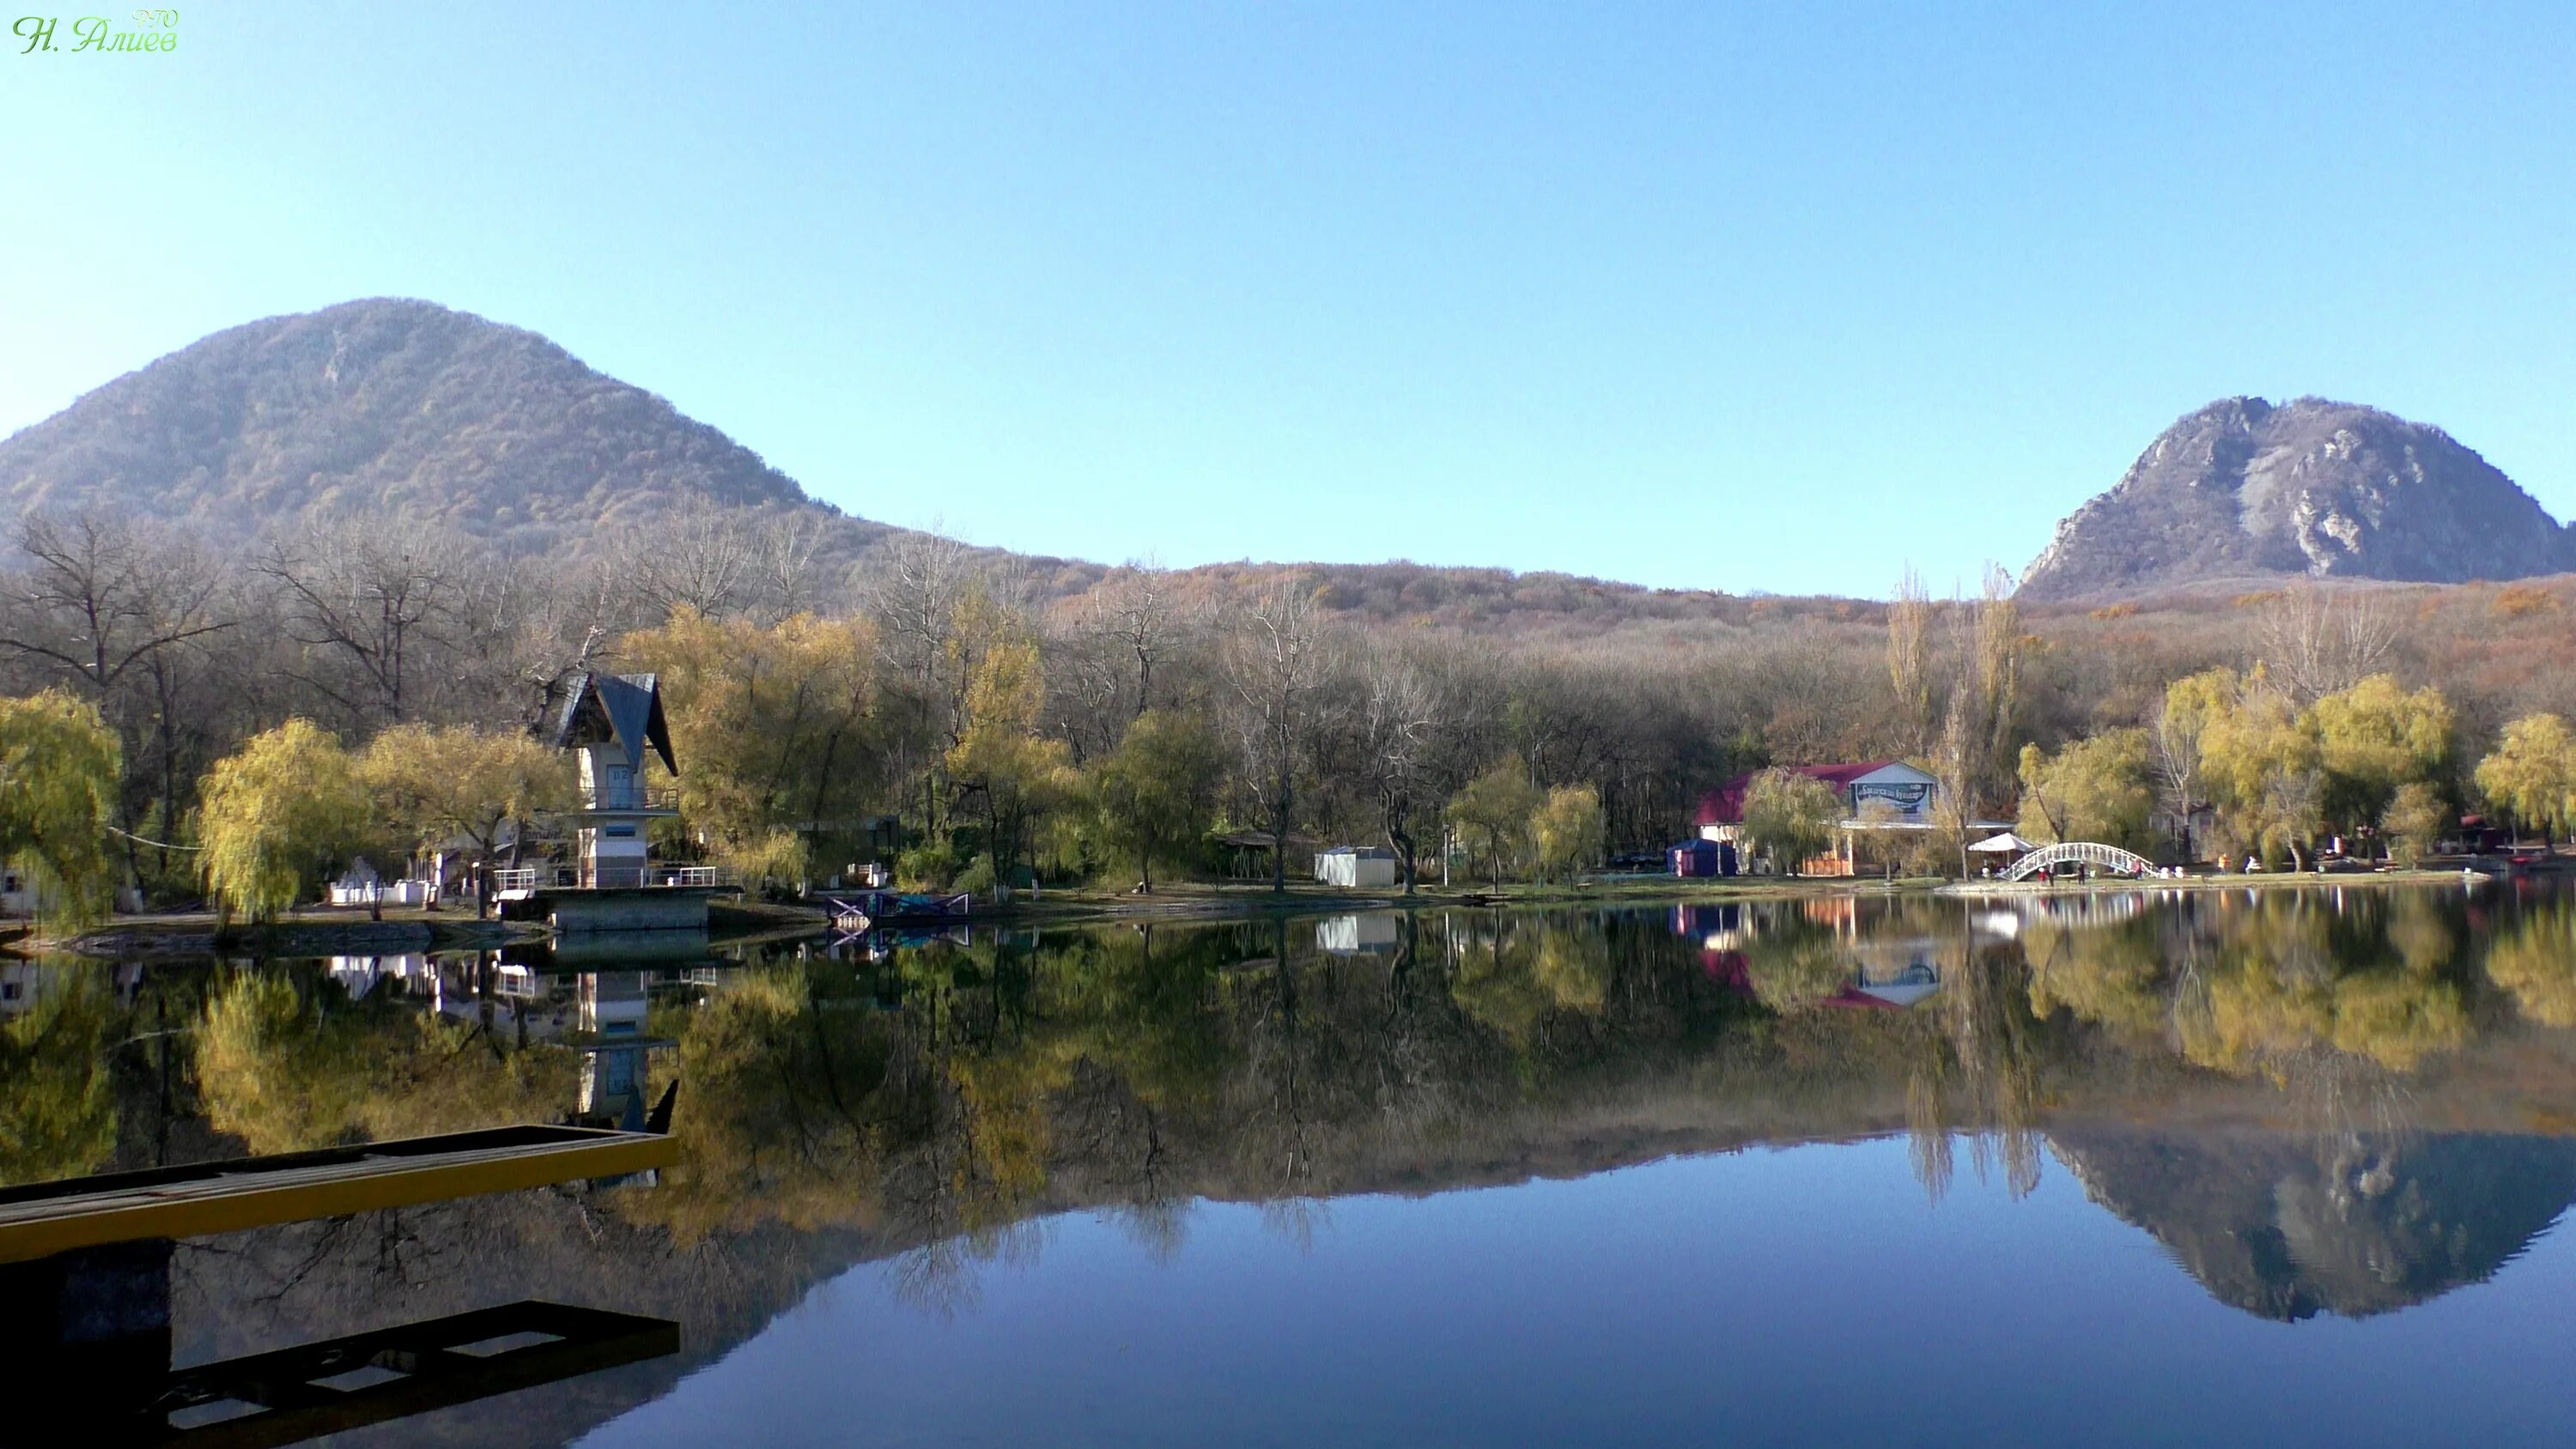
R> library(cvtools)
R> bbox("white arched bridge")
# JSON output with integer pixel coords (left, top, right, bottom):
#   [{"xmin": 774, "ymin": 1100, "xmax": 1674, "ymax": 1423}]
[{"xmin": 1997, "ymin": 840, "xmax": 2157, "ymax": 882}]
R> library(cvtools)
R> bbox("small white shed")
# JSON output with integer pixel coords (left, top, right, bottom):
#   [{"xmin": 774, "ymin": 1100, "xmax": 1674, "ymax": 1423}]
[{"xmin": 1314, "ymin": 846, "xmax": 1399, "ymax": 888}]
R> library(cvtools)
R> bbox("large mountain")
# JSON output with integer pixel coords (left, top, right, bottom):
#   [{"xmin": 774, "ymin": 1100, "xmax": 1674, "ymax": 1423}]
[
  {"xmin": 0, "ymin": 297, "xmax": 889, "ymax": 555},
  {"xmin": 2018, "ymin": 397, "xmax": 2573, "ymax": 601}
]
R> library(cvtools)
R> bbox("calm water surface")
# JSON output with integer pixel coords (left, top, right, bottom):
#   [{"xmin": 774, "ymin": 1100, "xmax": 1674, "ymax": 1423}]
[{"xmin": 9, "ymin": 880, "xmax": 2576, "ymax": 1445}]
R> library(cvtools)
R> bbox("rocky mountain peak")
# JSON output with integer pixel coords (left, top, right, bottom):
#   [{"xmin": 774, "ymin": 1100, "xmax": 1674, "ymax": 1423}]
[{"xmin": 2018, "ymin": 397, "xmax": 2570, "ymax": 601}]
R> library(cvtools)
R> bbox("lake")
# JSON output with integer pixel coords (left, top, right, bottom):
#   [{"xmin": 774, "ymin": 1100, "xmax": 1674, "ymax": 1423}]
[{"xmin": 8, "ymin": 879, "xmax": 2576, "ymax": 1445}]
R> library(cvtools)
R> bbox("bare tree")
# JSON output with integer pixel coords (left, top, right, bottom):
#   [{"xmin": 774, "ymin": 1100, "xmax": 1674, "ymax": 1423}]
[
  {"xmin": 1224, "ymin": 577, "xmax": 1334, "ymax": 894},
  {"xmin": 0, "ymin": 509, "xmax": 234, "ymax": 694},
  {"xmin": 751, "ymin": 509, "xmax": 830, "ymax": 623},
  {"xmin": 258, "ymin": 517, "xmax": 466, "ymax": 724},
  {"xmin": 864, "ymin": 529, "xmax": 974, "ymax": 705},
  {"xmin": 2149, "ymin": 692, "xmax": 2207, "ymax": 858},
  {"xmin": 1886, "ymin": 566, "xmax": 1933, "ymax": 754},
  {"xmin": 0, "ymin": 508, "xmax": 239, "ymax": 882},
  {"xmin": 1098, "ymin": 561, "xmax": 1182, "ymax": 717},
  {"xmin": 1358, "ymin": 642, "xmax": 1443, "ymax": 892},
  {"xmin": 1975, "ymin": 563, "xmax": 2022, "ymax": 798},
  {"xmin": 598, "ymin": 496, "xmax": 760, "ymax": 622},
  {"xmin": 2257, "ymin": 582, "xmax": 2396, "ymax": 704}
]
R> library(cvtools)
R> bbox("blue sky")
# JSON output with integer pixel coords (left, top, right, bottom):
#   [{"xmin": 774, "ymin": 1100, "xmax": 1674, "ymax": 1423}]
[{"xmin": 2, "ymin": 3, "xmax": 2569, "ymax": 597}]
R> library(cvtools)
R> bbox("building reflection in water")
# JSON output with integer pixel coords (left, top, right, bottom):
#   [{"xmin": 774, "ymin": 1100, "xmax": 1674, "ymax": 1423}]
[{"xmin": 0, "ymin": 878, "xmax": 2572, "ymax": 1445}]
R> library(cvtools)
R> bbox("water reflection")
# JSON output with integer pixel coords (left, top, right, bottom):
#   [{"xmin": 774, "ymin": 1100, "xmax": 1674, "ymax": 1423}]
[{"xmin": 8, "ymin": 882, "xmax": 2576, "ymax": 1439}]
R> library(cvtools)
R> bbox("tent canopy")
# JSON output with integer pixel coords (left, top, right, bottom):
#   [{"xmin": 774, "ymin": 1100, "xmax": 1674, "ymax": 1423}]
[{"xmin": 1968, "ymin": 832, "xmax": 2035, "ymax": 853}]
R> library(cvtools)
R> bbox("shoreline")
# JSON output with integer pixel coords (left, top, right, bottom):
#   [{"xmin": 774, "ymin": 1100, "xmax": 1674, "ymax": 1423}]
[{"xmin": 10, "ymin": 864, "xmax": 2525, "ymax": 959}]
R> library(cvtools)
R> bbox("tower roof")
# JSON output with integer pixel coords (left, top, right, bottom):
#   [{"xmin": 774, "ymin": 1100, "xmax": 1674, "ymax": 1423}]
[{"xmin": 550, "ymin": 671, "xmax": 677, "ymax": 776}]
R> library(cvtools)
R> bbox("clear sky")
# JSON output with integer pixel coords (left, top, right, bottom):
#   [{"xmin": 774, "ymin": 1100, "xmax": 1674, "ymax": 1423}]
[{"xmin": 2, "ymin": 3, "xmax": 2569, "ymax": 597}]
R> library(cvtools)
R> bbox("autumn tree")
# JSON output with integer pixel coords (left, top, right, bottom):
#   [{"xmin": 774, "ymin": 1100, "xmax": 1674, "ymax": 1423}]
[
  {"xmin": 199, "ymin": 719, "xmax": 368, "ymax": 922},
  {"xmin": 1741, "ymin": 767, "xmax": 1839, "ymax": 874},
  {"xmin": 2151, "ymin": 668, "xmax": 2235, "ymax": 861},
  {"xmin": 1446, "ymin": 755, "xmax": 1543, "ymax": 888},
  {"xmin": 1530, "ymin": 784, "xmax": 1606, "ymax": 883},
  {"xmin": 2383, "ymin": 782, "xmax": 2449, "ymax": 867},
  {"xmin": 2310, "ymin": 675, "xmax": 2451, "ymax": 844},
  {"xmin": 359, "ymin": 723, "xmax": 574, "ymax": 864},
  {"xmin": 2474, "ymin": 713, "xmax": 2576, "ymax": 845},
  {"xmin": 0, "ymin": 689, "xmax": 124, "ymax": 925},
  {"xmin": 1085, "ymin": 709, "xmax": 1225, "ymax": 892},
  {"xmin": 2193, "ymin": 670, "xmax": 2324, "ymax": 868},
  {"xmin": 946, "ymin": 619, "xmax": 1077, "ymax": 896},
  {"xmin": 623, "ymin": 608, "xmax": 885, "ymax": 883},
  {"xmin": 2014, "ymin": 728, "xmax": 2154, "ymax": 852}
]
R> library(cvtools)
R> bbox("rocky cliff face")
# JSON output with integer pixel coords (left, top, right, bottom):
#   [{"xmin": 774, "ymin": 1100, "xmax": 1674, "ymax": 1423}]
[{"xmin": 2018, "ymin": 397, "xmax": 2573, "ymax": 601}]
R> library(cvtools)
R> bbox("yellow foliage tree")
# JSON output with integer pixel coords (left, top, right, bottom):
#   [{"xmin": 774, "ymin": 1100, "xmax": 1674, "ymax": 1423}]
[
  {"xmin": 1529, "ymin": 784, "xmax": 1606, "ymax": 883},
  {"xmin": 198, "ymin": 719, "xmax": 367, "ymax": 922},
  {"xmin": 946, "ymin": 631, "xmax": 1076, "ymax": 894},
  {"xmin": 622, "ymin": 608, "xmax": 884, "ymax": 884},
  {"xmin": 2310, "ymin": 674, "xmax": 2451, "ymax": 841},
  {"xmin": 2475, "ymin": 713, "xmax": 2576, "ymax": 844},
  {"xmin": 2014, "ymin": 728, "xmax": 2154, "ymax": 852},
  {"xmin": 359, "ymin": 723, "xmax": 573, "ymax": 862},
  {"xmin": 0, "ymin": 688, "xmax": 123, "ymax": 925}
]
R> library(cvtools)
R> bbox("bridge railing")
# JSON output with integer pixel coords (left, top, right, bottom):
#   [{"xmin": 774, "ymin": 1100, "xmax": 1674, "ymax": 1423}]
[{"xmin": 1997, "ymin": 841, "xmax": 2158, "ymax": 882}]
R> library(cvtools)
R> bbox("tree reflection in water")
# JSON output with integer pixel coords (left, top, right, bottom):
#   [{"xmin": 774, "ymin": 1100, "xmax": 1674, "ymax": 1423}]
[{"xmin": 3, "ymin": 882, "xmax": 2575, "ymax": 1333}]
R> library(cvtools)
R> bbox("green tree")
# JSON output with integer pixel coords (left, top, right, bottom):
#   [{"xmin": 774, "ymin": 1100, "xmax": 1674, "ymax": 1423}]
[
  {"xmin": 1529, "ymin": 784, "xmax": 1605, "ymax": 884},
  {"xmin": 2014, "ymin": 728, "xmax": 2154, "ymax": 852},
  {"xmin": 358, "ymin": 723, "xmax": 573, "ymax": 864},
  {"xmin": 2474, "ymin": 713, "xmax": 2576, "ymax": 845},
  {"xmin": 0, "ymin": 688, "xmax": 124, "ymax": 925},
  {"xmin": 1446, "ymin": 755, "xmax": 1544, "ymax": 888},
  {"xmin": 1741, "ymin": 768, "xmax": 1839, "ymax": 874},
  {"xmin": 199, "ymin": 718, "xmax": 367, "ymax": 922},
  {"xmin": 1085, "ymin": 709, "xmax": 1225, "ymax": 892}
]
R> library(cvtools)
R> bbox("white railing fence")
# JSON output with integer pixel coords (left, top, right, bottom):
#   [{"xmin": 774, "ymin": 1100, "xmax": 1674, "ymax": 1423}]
[
  {"xmin": 489, "ymin": 864, "xmax": 735, "ymax": 893},
  {"xmin": 1997, "ymin": 841, "xmax": 2159, "ymax": 882}
]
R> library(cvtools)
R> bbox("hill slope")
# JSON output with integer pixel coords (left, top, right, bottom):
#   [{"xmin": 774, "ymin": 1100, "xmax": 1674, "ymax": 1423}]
[
  {"xmin": 0, "ymin": 297, "xmax": 878, "ymax": 554},
  {"xmin": 2018, "ymin": 397, "xmax": 2572, "ymax": 601}
]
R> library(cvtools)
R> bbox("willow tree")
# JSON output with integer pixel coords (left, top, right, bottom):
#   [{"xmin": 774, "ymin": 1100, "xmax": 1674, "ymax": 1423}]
[
  {"xmin": 1084, "ymin": 708, "xmax": 1225, "ymax": 893},
  {"xmin": 199, "ymin": 718, "xmax": 367, "ymax": 922},
  {"xmin": 1530, "ymin": 784, "xmax": 1606, "ymax": 884},
  {"xmin": 2475, "ymin": 713, "xmax": 2576, "ymax": 845},
  {"xmin": 2311, "ymin": 675, "xmax": 2451, "ymax": 842},
  {"xmin": 359, "ymin": 723, "xmax": 573, "ymax": 864},
  {"xmin": 0, "ymin": 688, "xmax": 124, "ymax": 925},
  {"xmin": 0, "ymin": 967, "xmax": 121, "ymax": 1185},
  {"xmin": 2014, "ymin": 728, "xmax": 2154, "ymax": 852},
  {"xmin": 622, "ymin": 607, "xmax": 885, "ymax": 884},
  {"xmin": 1740, "ymin": 767, "xmax": 1839, "ymax": 875},
  {"xmin": 1446, "ymin": 755, "xmax": 1543, "ymax": 888}
]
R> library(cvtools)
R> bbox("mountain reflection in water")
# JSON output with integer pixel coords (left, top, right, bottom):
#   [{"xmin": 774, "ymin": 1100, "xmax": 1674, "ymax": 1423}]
[{"xmin": 6, "ymin": 881, "xmax": 2576, "ymax": 1442}]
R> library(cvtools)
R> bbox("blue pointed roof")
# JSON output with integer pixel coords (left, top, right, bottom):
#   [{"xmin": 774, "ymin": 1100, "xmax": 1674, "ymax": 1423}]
[{"xmin": 550, "ymin": 671, "xmax": 677, "ymax": 776}]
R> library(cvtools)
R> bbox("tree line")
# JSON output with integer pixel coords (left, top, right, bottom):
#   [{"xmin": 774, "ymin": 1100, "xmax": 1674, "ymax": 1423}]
[{"xmin": 3, "ymin": 502, "xmax": 2574, "ymax": 919}]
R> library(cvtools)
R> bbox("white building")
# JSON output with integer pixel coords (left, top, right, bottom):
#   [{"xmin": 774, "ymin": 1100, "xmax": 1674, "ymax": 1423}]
[{"xmin": 1314, "ymin": 846, "xmax": 1399, "ymax": 888}]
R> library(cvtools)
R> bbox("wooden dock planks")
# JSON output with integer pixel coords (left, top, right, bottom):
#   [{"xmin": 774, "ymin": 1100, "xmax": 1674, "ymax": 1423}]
[{"xmin": 0, "ymin": 1125, "xmax": 678, "ymax": 1264}]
